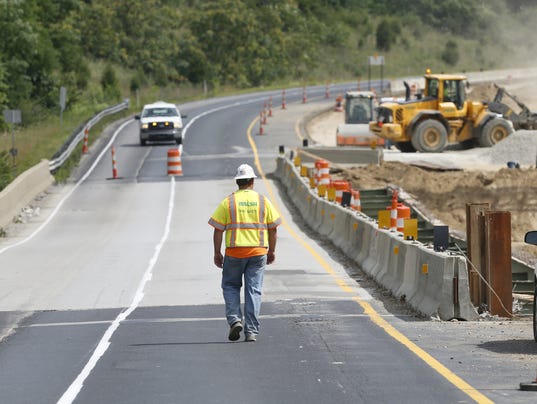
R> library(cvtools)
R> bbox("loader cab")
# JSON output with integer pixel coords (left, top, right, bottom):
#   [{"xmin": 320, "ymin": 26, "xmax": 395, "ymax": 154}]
[
  {"xmin": 424, "ymin": 73, "xmax": 467, "ymax": 111},
  {"xmin": 344, "ymin": 91, "xmax": 376, "ymax": 124}
]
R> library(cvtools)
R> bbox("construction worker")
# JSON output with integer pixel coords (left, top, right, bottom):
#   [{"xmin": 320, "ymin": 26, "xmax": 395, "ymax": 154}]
[{"xmin": 209, "ymin": 164, "xmax": 281, "ymax": 342}]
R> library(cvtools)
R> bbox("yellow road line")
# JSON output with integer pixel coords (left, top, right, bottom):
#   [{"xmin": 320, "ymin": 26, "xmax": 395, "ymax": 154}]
[{"xmin": 246, "ymin": 115, "xmax": 493, "ymax": 404}]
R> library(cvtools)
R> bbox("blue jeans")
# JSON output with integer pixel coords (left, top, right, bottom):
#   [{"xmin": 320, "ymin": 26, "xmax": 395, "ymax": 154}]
[{"xmin": 222, "ymin": 254, "xmax": 267, "ymax": 336}]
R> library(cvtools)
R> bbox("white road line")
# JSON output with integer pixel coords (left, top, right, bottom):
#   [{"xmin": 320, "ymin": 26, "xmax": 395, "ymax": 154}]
[{"xmin": 57, "ymin": 176, "xmax": 176, "ymax": 404}]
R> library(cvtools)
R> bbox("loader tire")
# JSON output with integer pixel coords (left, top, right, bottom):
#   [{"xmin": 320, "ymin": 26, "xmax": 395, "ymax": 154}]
[
  {"xmin": 395, "ymin": 142, "xmax": 416, "ymax": 153},
  {"xmin": 411, "ymin": 119, "xmax": 447, "ymax": 153},
  {"xmin": 479, "ymin": 118, "xmax": 513, "ymax": 147}
]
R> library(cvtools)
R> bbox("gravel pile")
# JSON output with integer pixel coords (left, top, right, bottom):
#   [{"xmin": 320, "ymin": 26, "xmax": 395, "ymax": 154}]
[{"xmin": 484, "ymin": 130, "xmax": 537, "ymax": 166}]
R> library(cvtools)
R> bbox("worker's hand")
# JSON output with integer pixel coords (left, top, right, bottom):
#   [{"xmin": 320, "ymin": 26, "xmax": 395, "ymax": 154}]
[
  {"xmin": 267, "ymin": 251, "xmax": 275, "ymax": 265},
  {"xmin": 214, "ymin": 252, "xmax": 224, "ymax": 268}
]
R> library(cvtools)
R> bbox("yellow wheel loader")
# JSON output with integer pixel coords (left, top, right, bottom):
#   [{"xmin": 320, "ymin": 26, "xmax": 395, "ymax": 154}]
[{"xmin": 369, "ymin": 70, "xmax": 514, "ymax": 153}]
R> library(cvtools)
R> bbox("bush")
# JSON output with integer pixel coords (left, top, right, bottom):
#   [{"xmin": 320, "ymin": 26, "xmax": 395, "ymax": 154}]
[
  {"xmin": 100, "ymin": 64, "xmax": 121, "ymax": 102},
  {"xmin": 376, "ymin": 18, "xmax": 401, "ymax": 51},
  {"xmin": 441, "ymin": 40, "xmax": 459, "ymax": 66}
]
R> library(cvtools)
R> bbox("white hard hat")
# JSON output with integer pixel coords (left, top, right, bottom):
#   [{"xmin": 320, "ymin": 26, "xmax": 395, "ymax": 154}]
[{"xmin": 234, "ymin": 164, "xmax": 257, "ymax": 179}]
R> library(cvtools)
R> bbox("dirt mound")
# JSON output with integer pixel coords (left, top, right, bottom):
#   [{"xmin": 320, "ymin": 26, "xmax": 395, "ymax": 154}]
[{"xmin": 336, "ymin": 162, "xmax": 537, "ymax": 245}]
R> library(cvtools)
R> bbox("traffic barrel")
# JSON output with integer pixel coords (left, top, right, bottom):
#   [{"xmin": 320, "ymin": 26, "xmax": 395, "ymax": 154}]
[
  {"xmin": 387, "ymin": 190, "xmax": 398, "ymax": 229},
  {"xmin": 167, "ymin": 148, "xmax": 183, "ymax": 176},
  {"xmin": 331, "ymin": 180, "xmax": 350, "ymax": 205},
  {"xmin": 351, "ymin": 190, "xmax": 362, "ymax": 211},
  {"xmin": 397, "ymin": 204, "xmax": 411, "ymax": 232},
  {"xmin": 316, "ymin": 159, "xmax": 330, "ymax": 186}
]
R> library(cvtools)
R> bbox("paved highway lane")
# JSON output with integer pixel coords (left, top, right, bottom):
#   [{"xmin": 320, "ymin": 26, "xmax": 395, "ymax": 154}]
[{"xmin": 0, "ymin": 88, "xmax": 511, "ymax": 403}]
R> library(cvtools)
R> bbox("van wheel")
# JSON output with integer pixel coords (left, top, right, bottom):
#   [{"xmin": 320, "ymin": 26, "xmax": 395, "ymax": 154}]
[
  {"xmin": 411, "ymin": 120, "xmax": 447, "ymax": 153},
  {"xmin": 479, "ymin": 118, "xmax": 512, "ymax": 147}
]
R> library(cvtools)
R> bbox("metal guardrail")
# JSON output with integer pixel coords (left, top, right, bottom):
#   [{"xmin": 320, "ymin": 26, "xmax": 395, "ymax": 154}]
[{"xmin": 48, "ymin": 99, "xmax": 130, "ymax": 173}]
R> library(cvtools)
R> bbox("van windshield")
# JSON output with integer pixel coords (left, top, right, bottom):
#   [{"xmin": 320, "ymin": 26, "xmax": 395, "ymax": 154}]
[{"xmin": 142, "ymin": 108, "xmax": 179, "ymax": 118}]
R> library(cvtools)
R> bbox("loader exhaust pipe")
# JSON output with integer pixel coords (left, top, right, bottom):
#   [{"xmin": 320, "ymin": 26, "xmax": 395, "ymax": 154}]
[{"xmin": 404, "ymin": 81, "xmax": 410, "ymax": 101}]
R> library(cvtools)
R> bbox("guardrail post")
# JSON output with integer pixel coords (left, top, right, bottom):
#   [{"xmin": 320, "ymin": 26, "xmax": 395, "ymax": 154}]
[
  {"xmin": 466, "ymin": 203, "xmax": 490, "ymax": 307},
  {"xmin": 484, "ymin": 211, "xmax": 512, "ymax": 317}
]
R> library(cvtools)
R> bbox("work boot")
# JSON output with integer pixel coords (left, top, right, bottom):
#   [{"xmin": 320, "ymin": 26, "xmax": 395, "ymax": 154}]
[{"xmin": 228, "ymin": 321, "xmax": 243, "ymax": 341}]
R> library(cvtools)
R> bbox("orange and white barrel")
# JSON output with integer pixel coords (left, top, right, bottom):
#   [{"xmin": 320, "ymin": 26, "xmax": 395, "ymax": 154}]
[
  {"xmin": 387, "ymin": 191, "xmax": 398, "ymax": 229},
  {"xmin": 351, "ymin": 190, "xmax": 361, "ymax": 211},
  {"xmin": 317, "ymin": 160, "xmax": 330, "ymax": 185},
  {"xmin": 396, "ymin": 204, "xmax": 411, "ymax": 232},
  {"xmin": 167, "ymin": 148, "xmax": 183, "ymax": 176},
  {"xmin": 331, "ymin": 180, "xmax": 350, "ymax": 204},
  {"xmin": 389, "ymin": 207, "xmax": 397, "ymax": 229},
  {"xmin": 314, "ymin": 160, "xmax": 321, "ymax": 185}
]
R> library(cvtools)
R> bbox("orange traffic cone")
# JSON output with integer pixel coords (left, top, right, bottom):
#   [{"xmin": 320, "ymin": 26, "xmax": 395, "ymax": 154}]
[
  {"xmin": 82, "ymin": 127, "xmax": 89, "ymax": 154},
  {"xmin": 111, "ymin": 146, "xmax": 118, "ymax": 179}
]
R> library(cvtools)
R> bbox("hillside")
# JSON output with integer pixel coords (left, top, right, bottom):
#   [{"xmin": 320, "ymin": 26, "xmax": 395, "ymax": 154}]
[{"xmin": 2, "ymin": 0, "xmax": 537, "ymax": 188}]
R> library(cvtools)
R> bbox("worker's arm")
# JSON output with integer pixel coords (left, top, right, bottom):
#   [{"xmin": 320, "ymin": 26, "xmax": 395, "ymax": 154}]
[
  {"xmin": 213, "ymin": 229, "xmax": 224, "ymax": 268},
  {"xmin": 267, "ymin": 227, "xmax": 277, "ymax": 265}
]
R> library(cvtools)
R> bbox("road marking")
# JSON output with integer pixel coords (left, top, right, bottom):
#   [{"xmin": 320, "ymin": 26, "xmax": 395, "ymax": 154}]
[
  {"xmin": 246, "ymin": 117, "xmax": 493, "ymax": 404},
  {"xmin": 26, "ymin": 312, "xmax": 414, "ymax": 328},
  {"xmin": 57, "ymin": 177, "xmax": 176, "ymax": 404}
]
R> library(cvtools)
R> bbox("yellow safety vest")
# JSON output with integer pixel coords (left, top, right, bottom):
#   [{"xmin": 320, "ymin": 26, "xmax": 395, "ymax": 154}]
[{"xmin": 209, "ymin": 189, "xmax": 281, "ymax": 248}]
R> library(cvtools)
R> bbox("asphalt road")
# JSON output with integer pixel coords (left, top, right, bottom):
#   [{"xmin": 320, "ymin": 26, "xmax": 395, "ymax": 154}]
[{"xmin": 0, "ymin": 85, "xmax": 535, "ymax": 403}]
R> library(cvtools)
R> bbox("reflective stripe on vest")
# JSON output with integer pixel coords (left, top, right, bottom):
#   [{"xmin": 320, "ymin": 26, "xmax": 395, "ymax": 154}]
[{"xmin": 227, "ymin": 192, "xmax": 267, "ymax": 248}]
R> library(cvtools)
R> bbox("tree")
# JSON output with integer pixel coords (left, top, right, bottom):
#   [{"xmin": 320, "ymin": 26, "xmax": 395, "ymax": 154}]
[
  {"xmin": 101, "ymin": 64, "xmax": 121, "ymax": 101},
  {"xmin": 441, "ymin": 40, "xmax": 459, "ymax": 66},
  {"xmin": 376, "ymin": 18, "xmax": 400, "ymax": 51}
]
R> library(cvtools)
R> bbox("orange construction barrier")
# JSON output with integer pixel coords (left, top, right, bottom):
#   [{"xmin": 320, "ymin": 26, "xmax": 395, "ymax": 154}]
[
  {"xmin": 351, "ymin": 190, "xmax": 361, "ymax": 211},
  {"xmin": 316, "ymin": 159, "xmax": 330, "ymax": 186},
  {"xmin": 167, "ymin": 148, "xmax": 183, "ymax": 176},
  {"xmin": 331, "ymin": 180, "xmax": 351, "ymax": 204},
  {"xmin": 397, "ymin": 204, "xmax": 411, "ymax": 232}
]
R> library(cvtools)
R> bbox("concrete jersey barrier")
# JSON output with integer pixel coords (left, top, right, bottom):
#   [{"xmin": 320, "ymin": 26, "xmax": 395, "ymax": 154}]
[
  {"xmin": 275, "ymin": 156, "xmax": 478, "ymax": 320},
  {"xmin": 0, "ymin": 160, "xmax": 54, "ymax": 229}
]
